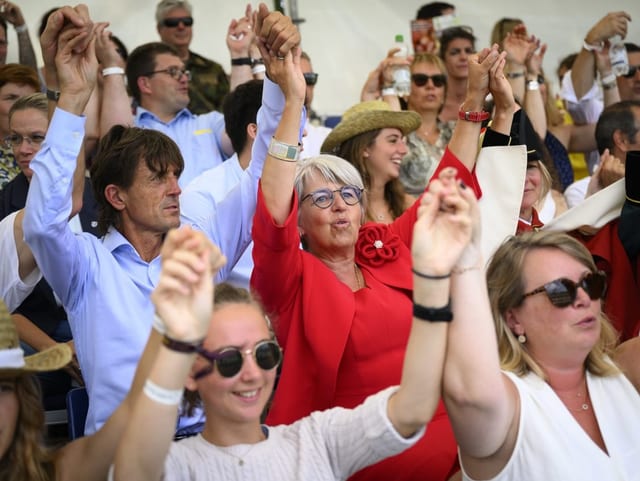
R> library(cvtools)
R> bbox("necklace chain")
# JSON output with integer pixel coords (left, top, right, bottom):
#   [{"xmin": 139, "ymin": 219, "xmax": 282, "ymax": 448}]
[{"xmin": 214, "ymin": 443, "xmax": 258, "ymax": 466}]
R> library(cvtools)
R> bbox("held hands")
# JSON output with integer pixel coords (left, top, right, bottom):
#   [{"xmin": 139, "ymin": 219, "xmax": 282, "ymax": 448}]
[
  {"xmin": 487, "ymin": 47, "xmax": 514, "ymax": 114},
  {"xmin": 254, "ymin": 3, "xmax": 305, "ymax": 103},
  {"xmin": 412, "ymin": 168, "xmax": 477, "ymax": 276},
  {"xmin": 152, "ymin": 227, "xmax": 227, "ymax": 343},
  {"xmin": 465, "ymin": 45, "xmax": 501, "ymax": 105},
  {"xmin": 227, "ymin": 4, "xmax": 255, "ymax": 57}
]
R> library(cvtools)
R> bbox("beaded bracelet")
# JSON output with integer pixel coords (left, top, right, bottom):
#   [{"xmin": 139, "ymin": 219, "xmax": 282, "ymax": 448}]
[{"xmin": 413, "ymin": 301, "xmax": 453, "ymax": 322}]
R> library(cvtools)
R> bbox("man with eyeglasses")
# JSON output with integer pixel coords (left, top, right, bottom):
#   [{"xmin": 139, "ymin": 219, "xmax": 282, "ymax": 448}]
[
  {"xmin": 155, "ymin": 0, "xmax": 256, "ymax": 115},
  {"xmin": 299, "ymin": 51, "xmax": 331, "ymax": 158}
]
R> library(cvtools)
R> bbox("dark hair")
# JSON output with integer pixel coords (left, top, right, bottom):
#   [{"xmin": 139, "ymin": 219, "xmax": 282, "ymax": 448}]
[
  {"xmin": 0, "ymin": 18, "xmax": 6, "ymax": 38},
  {"xmin": 337, "ymin": 129, "xmax": 406, "ymax": 221},
  {"xmin": 38, "ymin": 7, "xmax": 60, "ymax": 37},
  {"xmin": 126, "ymin": 42, "xmax": 179, "ymax": 103},
  {"xmin": 625, "ymin": 42, "xmax": 640, "ymax": 54},
  {"xmin": 90, "ymin": 125, "xmax": 184, "ymax": 234},
  {"xmin": 439, "ymin": 27, "xmax": 476, "ymax": 59},
  {"xmin": 0, "ymin": 64, "xmax": 40, "ymax": 91},
  {"xmin": 416, "ymin": 2, "xmax": 454, "ymax": 20},
  {"xmin": 109, "ymin": 34, "xmax": 129, "ymax": 62},
  {"xmin": 595, "ymin": 100, "xmax": 640, "ymax": 154},
  {"xmin": 222, "ymin": 79, "xmax": 263, "ymax": 154}
]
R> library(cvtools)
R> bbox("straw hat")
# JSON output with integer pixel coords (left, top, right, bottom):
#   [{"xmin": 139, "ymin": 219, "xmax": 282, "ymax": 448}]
[
  {"xmin": 0, "ymin": 300, "xmax": 71, "ymax": 375},
  {"xmin": 321, "ymin": 100, "xmax": 421, "ymax": 153}
]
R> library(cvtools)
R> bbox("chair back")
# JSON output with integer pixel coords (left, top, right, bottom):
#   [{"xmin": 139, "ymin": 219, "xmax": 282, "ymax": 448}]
[{"xmin": 66, "ymin": 386, "xmax": 89, "ymax": 440}]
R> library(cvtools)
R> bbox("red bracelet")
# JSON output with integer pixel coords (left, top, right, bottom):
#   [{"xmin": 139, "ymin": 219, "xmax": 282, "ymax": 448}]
[{"xmin": 458, "ymin": 110, "xmax": 490, "ymax": 122}]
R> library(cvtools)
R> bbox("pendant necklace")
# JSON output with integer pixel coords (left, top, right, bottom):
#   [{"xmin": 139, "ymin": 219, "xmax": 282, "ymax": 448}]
[{"xmin": 215, "ymin": 443, "xmax": 258, "ymax": 466}]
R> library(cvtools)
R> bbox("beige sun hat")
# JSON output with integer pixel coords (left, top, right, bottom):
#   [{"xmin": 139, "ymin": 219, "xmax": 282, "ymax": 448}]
[
  {"xmin": 0, "ymin": 300, "xmax": 71, "ymax": 376},
  {"xmin": 321, "ymin": 100, "xmax": 422, "ymax": 154}
]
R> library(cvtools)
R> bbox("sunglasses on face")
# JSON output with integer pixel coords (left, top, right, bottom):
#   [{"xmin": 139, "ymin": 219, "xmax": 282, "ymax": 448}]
[
  {"xmin": 520, "ymin": 271, "xmax": 607, "ymax": 308},
  {"xmin": 162, "ymin": 16, "xmax": 193, "ymax": 28},
  {"xmin": 301, "ymin": 185, "xmax": 363, "ymax": 209},
  {"xmin": 5, "ymin": 133, "xmax": 46, "ymax": 148},
  {"xmin": 303, "ymin": 72, "xmax": 318, "ymax": 86},
  {"xmin": 193, "ymin": 340, "xmax": 282, "ymax": 380},
  {"xmin": 411, "ymin": 73, "xmax": 446, "ymax": 87},
  {"xmin": 623, "ymin": 65, "xmax": 640, "ymax": 78}
]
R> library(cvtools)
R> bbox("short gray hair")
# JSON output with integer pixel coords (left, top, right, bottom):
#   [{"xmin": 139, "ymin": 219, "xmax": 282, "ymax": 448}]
[
  {"xmin": 294, "ymin": 155, "xmax": 367, "ymax": 222},
  {"xmin": 156, "ymin": 0, "xmax": 193, "ymax": 24}
]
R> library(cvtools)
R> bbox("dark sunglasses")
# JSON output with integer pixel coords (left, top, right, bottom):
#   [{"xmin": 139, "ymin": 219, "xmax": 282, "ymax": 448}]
[
  {"xmin": 520, "ymin": 271, "xmax": 607, "ymax": 308},
  {"xmin": 162, "ymin": 16, "xmax": 193, "ymax": 28},
  {"xmin": 301, "ymin": 185, "xmax": 363, "ymax": 209},
  {"xmin": 193, "ymin": 340, "xmax": 282, "ymax": 380},
  {"xmin": 411, "ymin": 73, "xmax": 446, "ymax": 88},
  {"xmin": 623, "ymin": 65, "xmax": 640, "ymax": 78},
  {"xmin": 303, "ymin": 72, "xmax": 318, "ymax": 86}
]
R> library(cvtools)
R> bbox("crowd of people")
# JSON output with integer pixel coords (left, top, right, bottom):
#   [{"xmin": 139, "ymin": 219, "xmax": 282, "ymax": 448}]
[{"xmin": 0, "ymin": 1, "xmax": 639, "ymax": 481}]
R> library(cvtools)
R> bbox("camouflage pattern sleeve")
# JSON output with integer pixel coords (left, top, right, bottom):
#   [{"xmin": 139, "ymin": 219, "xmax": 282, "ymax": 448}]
[{"xmin": 186, "ymin": 50, "xmax": 231, "ymax": 114}]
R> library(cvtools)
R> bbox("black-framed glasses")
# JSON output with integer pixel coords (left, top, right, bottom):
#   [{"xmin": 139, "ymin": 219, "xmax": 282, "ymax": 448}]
[
  {"xmin": 411, "ymin": 73, "xmax": 446, "ymax": 87},
  {"xmin": 303, "ymin": 72, "xmax": 318, "ymax": 86},
  {"xmin": 520, "ymin": 271, "xmax": 607, "ymax": 308},
  {"xmin": 144, "ymin": 66, "xmax": 192, "ymax": 81},
  {"xmin": 301, "ymin": 185, "xmax": 363, "ymax": 209},
  {"xmin": 623, "ymin": 65, "xmax": 640, "ymax": 78},
  {"xmin": 162, "ymin": 16, "xmax": 193, "ymax": 28},
  {"xmin": 193, "ymin": 340, "xmax": 282, "ymax": 380},
  {"xmin": 5, "ymin": 133, "xmax": 46, "ymax": 148}
]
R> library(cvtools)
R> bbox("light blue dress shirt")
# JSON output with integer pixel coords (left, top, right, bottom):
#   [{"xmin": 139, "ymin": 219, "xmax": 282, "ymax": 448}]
[
  {"xmin": 23, "ymin": 78, "xmax": 296, "ymax": 434},
  {"xmin": 134, "ymin": 107, "xmax": 228, "ymax": 188}
]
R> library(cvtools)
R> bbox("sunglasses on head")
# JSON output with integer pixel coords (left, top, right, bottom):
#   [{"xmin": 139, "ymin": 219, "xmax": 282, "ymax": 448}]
[
  {"xmin": 623, "ymin": 65, "xmax": 640, "ymax": 78},
  {"xmin": 162, "ymin": 16, "xmax": 193, "ymax": 28},
  {"xmin": 520, "ymin": 271, "xmax": 607, "ymax": 308},
  {"xmin": 193, "ymin": 340, "xmax": 282, "ymax": 380},
  {"xmin": 303, "ymin": 72, "xmax": 318, "ymax": 86},
  {"xmin": 411, "ymin": 73, "xmax": 446, "ymax": 88}
]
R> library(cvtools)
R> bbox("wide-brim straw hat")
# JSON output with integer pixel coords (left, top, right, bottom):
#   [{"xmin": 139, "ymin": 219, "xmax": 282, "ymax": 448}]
[
  {"xmin": 0, "ymin": 300, "xmax": 71, "ymax": 375},
  {"xmin": 321, "ymin": 100, "xmax": 422, "ymax": 153}
]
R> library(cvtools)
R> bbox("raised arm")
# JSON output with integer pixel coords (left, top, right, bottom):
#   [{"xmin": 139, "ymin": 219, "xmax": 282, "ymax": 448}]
[
  {"xmin": 360, "ymin": 48, "xmax": 405, "ymax": 110},
  {"xmin": 1, "ymin": 1, "xmax": 38, "ymax": 72},
  {"xmin": 95, "ymin": 23, "xmax": 133, "ymax": 136},
  {"xmin": 113, "ymin": 228, "xmax": 225, "ymax": 481},
  {"xmin": 443, "ymin": 174, "xmax": 518, "ymax": 478},
  {"xmin": 571, "ymin": 11, "xmax": 631, "ymax": 100},
  {"xmin": 387, "ymin": 168, "xmax": 473, "ymax": 437},
  {"xmin": 227, "ymin": 3, "xmax": 255, "ymax": 91},
  {"xmin": 254, "ymin": 3, "xmax": 305, "ymax": 225}
]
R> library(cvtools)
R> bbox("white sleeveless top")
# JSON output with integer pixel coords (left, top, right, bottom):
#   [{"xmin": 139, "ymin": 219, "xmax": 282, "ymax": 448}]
[{"xmin": 461, "ymin": 369, "xmax": 640, "ymax": 481}]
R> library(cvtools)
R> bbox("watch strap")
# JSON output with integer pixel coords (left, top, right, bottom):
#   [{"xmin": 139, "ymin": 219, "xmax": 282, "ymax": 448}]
[
  {"xmin": 231, "ymin": 57, "xmax": 253, "ymax": 66},
  {"xmin": 46, "ymin": 89, "xmax": 60, "ymax": 102}
]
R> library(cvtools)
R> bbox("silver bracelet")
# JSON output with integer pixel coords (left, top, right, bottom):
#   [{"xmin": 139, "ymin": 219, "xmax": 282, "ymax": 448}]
[{"xmin": 143, "ymin": 379, "xmax": 183, "ymax": 406}]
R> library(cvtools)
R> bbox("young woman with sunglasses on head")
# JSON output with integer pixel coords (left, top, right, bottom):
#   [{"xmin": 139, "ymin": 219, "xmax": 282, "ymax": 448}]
[
  {"xmin": 112, "ymin": 169, "xmax": 472, "ymax": 480},
  {"xmin": 442, "ymin": 227, "xmax": 640, "ymax": 481}
]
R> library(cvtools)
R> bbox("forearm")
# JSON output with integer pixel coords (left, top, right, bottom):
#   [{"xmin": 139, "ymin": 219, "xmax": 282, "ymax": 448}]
[
  {"xmin": 447, "ymin": 93, "xmax": 485, "ymax": 172},
  {"xmin": 99, "ymin": 74, "xmax": 133, "ymax": 136},
  {"xmin": 444, "ymin": 267, "xmax": 512, "ymax": 456},
  {"xmin": 571, "ymin": 49, "xmax": 596, "ymax": 101},
  {"xmin": 13, "ymin": 210, "xmax": 37, "ymax": 280},
  {"xmin": 16, "ymin": 29, "xmax": 38, "ymax": 72},
  {"xmin": 261, "ymin": 96, "xmax": 304, "ymax": 224},
  {"xmin": 523, "ymin": 82, "xmax": 546, "ymax": 140},
  {"xmin": 12, "ymin": 313, "xmax": 56, "ymax": 352},
  {"xmin": 114, "ymin": 344, "xmax": 193, "ymax": 481},
  {"xmin": 388, "ymin": 276, "xmax": 448, "ymax": 437},
  {"xmin": 229, "ymin": 64, "xmax": 253, "ymax": 91}
]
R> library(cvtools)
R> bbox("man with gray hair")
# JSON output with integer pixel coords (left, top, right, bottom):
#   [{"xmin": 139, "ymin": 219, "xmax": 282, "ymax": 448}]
[{"xmin": 156, "ymin": 0, "xmax": 246, "ymax": 114}]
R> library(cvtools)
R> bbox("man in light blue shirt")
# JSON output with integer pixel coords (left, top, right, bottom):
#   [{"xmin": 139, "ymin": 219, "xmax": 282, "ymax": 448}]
[
  {"xmin": 25, "ymin": 12, "xmax": 301, "ymax": 434},
  {"xmin": 180, "ymin": 79, "xmax": 264, "ymax": 288}
]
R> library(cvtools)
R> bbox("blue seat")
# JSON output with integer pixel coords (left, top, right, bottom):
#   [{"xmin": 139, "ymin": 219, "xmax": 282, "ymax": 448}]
[
  {"xmin": 323, "ymin": 115, "xmax": 342, "ymax": 128},
  {"xmin": 66, "ymin": 387, "xmax": 89, "ymax": 440}
]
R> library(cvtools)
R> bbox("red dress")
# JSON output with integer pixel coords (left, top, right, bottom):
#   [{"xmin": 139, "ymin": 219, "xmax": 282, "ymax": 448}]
[{"xmin": 251, "ymin": 149, "xmax": 464, "ymax": 481}]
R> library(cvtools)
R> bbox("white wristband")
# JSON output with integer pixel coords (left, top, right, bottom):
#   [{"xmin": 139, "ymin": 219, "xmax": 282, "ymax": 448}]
[
  {"xmin": 152, "ymin": 313, "xmax": 167, "ymax": 335},
  {"xmin": 601, "ymin": 72, "xmax": 616, "ymax": 85},
  {"xmin": 14, "ymin": 24, "xmax": 28, "ymax": 34},
  {"xmin": 251, "ymin": 64, "xmax": 266, "ymax": 75},
  {"xmin": 102, "ymin": 66, "xmax": 125, "ymax": 77},
  {"xmin": 381, "ymin": 87, "xmax": 397, "ymax": 97},
  {"xmin": 143, "ymin": 379, "xmax": 183, "ymax": 406},
  {"xmin": 583, "ymin": 39, "xmax": 603, "ymax": 52}
]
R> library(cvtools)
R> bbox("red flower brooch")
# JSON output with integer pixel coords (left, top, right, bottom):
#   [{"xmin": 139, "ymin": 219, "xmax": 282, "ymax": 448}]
[{"xmin": 356, "ymin": 224, "xmax": 401, "ymax": 267}]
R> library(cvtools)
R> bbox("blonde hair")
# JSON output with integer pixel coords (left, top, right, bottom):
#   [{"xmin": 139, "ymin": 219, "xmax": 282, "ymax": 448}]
[{"xmin": 486, "ymin": 231, "xmax": 619, "ymax": 380}]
